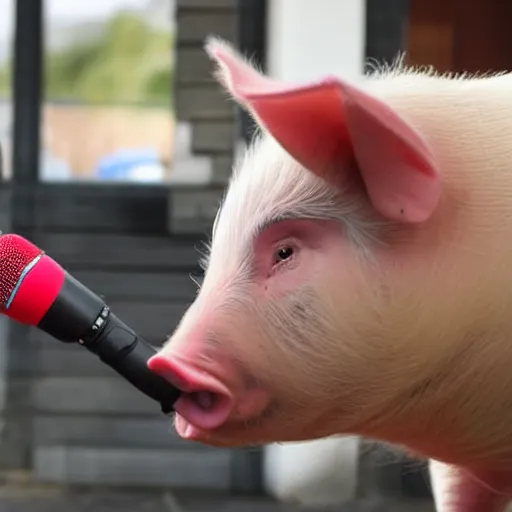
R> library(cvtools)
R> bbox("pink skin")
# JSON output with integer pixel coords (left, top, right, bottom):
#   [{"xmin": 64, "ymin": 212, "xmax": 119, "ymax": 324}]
[
  {"xmin": 148, "ymin": 38, "xmax": 444, "ymax": 447},
  {"xmin": 150, "ymin": 218, "xmax": 360, "ymax": 444},
  {"xmin": 148, "ymin": 37, "xmax": 512, "ymax": 511},
  {"xmin": 430, "ymin": 463, "xmax": 512, "ymax": 511}
]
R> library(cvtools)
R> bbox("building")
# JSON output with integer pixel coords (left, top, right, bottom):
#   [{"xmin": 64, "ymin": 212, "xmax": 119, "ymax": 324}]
[{"xmin": 0, "ymin": 0, "xmax": 510, "ymax": 506}]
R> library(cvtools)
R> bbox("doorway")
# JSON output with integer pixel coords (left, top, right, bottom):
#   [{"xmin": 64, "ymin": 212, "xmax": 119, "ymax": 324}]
[{"xmin": 405, "ymin": 0, "xmax": 512, "ymax": 74}]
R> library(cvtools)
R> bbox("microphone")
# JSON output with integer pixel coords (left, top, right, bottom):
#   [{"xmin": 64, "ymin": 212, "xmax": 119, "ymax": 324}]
[{"xmin": 0, "ymin": 233, "xmax": 180, "ymax": 414}]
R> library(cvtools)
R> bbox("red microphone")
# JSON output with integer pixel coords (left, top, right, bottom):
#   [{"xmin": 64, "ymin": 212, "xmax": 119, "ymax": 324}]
[{"xmin": 0, "ymin": 233, "xmax": 180, "ymax": 414}]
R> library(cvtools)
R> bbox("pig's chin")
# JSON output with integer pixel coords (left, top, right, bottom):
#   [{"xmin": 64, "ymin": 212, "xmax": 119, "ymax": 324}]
[
  {"xmin": 170, "ymin": 394, "xmax": 276, "ymax": 447},
  {"xmin": 174, "ymin": 413, "xmax": 212, "ymax": 441},
  {"xmin": 172, "ymin": 412, "xmax": 320, "ymax": 448},
  {"xmin": 171, "ymin": 397, "xmax": 341, "ymax": 448},
  {"xmin": 171, "ymin": 410, "xmax": 259, "ymax": 447}
]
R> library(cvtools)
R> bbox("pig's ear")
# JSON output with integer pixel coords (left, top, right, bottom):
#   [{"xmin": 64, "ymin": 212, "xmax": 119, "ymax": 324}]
[{"xmin": 205, "ymin": 38, "xmax": 441, "ymax": 223}]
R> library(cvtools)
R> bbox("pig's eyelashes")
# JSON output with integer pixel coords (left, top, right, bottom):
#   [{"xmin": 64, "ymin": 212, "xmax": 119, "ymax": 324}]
[
  {"xmin": 271, "ymin": 245, "xmax": 297, "ymax": 273},
  {"xmin": 273, "ymin": 246, "xmax": 294, "ymax": 265},
  {"xmin": 275, "ymin": 246, "xmax": 294, "ymax": 263}
]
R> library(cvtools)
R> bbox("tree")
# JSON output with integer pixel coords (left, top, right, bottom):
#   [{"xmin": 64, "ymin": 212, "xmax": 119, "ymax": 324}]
[{"xmin": 0, "ymin": 11, "xmax": 174, "ymax": 107}]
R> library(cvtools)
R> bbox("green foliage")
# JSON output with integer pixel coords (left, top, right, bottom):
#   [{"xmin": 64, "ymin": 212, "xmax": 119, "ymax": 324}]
[
  {"xmin": 0, "ymin": 65, "xmax": 9, "ymax": 96},
  {"xmin": 0, "ymin": 11, "xmax": 174, "ymax": 106}
]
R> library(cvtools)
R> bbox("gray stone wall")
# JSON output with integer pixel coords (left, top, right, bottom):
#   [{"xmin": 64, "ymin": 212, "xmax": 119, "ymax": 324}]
[
  {"xmin": 0, "ymin": 184, "xmax": 242, "ymax": 491},
  {"xmin": 169, "ymin": 0, "xmax": 239, "ymax": 234}
]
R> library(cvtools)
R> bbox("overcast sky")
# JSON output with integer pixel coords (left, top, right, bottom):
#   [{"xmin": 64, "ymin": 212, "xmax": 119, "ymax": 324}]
[
  {"xmin": 0, "ymin": 0, "xmax": 148, "ymax": 39},
  {"xmin": 0, "ymin": 0, "xmax": 157, "ymax": 63}
]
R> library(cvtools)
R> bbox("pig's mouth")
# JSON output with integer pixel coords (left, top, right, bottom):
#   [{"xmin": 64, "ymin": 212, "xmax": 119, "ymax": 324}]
[
  {"xmin": 173, "ymin": 390, "xmax": 233, "ymax": 434},
  {"xmin": 148, "ymin": 355, "xmax": 235, "ymax": 434}
]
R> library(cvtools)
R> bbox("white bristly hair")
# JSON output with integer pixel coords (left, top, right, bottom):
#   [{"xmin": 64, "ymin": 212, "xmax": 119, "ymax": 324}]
[
  {"xmin": 200, "ymin": 37, "xmax": 512, "ymax": 290},
  {"xmin": 202, "ymin": 133, "xmax": 387, "ymax": 284}
]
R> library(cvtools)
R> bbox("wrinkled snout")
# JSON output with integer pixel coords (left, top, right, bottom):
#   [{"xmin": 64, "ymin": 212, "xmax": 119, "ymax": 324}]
[{"xmin": 148, "ymin": 307, "xmax": 271, "ymax": 441}]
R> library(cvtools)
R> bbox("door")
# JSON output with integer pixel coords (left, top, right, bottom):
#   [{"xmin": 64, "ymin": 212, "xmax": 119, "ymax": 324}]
[{"xmin": 406, "ymin": 0, "xmax": 512, "ymax": 74}]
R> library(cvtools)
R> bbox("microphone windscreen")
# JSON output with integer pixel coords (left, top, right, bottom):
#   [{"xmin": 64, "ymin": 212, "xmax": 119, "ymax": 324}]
[{"xmin": 0, "ymin": 234, "xmax": 43, "ymax": 311}]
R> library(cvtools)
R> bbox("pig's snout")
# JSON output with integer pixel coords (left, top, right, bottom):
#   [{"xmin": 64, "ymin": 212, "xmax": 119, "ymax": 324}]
[
  {"xmin": 148, "ymin": 354, "xmax": 233, "ymax": 431},
  {"xmin": 148, "ymin": 352, "xmax": 270, "ymax": 439}
]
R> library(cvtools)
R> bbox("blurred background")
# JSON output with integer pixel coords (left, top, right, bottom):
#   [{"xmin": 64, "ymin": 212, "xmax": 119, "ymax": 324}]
[{"xmin": 0, "ymin": 0, "xmax": 510, "ymax": 511}]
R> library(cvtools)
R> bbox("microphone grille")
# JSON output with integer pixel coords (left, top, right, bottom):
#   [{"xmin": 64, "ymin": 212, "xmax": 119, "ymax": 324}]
[{"xmin": 0, "ymin": 234, "xmax": 43, "ymax": 310}]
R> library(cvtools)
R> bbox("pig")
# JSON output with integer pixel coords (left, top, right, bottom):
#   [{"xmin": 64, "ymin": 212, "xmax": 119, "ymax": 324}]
[{"xmin": 147, "ymin": 37, "xmax": 512, "ymax": 511}]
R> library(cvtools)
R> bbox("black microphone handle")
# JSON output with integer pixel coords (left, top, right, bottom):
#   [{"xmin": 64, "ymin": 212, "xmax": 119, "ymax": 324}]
[
  {"xmin": 36, "ymin": 271, "xmax": 180, "ymax": 414},
  {"xmin": 81, "ymin": 312, "xmax": 180, "ymax": 415}
]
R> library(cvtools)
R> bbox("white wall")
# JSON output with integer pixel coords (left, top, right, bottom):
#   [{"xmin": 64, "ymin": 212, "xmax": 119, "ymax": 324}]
[
  {"xmin": 263, "ymin": 0, "xmax": 366, "ymax": 507},
  {"xmin": 264, "ymin": 436, "xmax": 360, "ymax": 507},
  {"xmin": 266, "ymin": 0, "xmax": 366, "ymax": 83}
]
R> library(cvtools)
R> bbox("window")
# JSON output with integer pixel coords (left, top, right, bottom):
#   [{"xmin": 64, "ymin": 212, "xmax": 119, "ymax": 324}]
[
  {"xmin": 0, "ymin": 0, "xmax": 13, "ymax": 181},
  {"xmin": 41, "ymin": 0, "xmax": 176, "ymax": 184}
]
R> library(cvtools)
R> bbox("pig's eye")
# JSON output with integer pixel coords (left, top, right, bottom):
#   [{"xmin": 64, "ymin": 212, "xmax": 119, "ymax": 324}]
[{"xmin": 274, "ymin": 246, "xmax": 294, "ymax": 265}]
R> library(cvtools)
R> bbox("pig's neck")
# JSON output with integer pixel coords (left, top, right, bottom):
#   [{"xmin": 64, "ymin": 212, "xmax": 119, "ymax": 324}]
[{"xmin": 362, "ymin": 75, "xmax": 512, "ymax": 470}]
